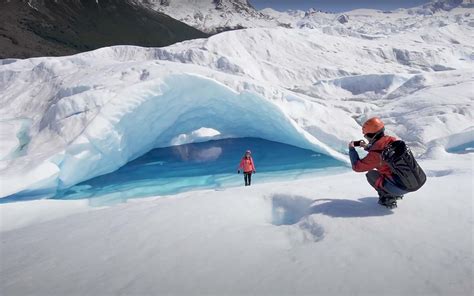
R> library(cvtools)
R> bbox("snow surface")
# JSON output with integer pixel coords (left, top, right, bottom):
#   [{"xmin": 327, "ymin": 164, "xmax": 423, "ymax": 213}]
[{"xmin": 1, "ymin": 154, "xmax": 472, "ymax": 295}]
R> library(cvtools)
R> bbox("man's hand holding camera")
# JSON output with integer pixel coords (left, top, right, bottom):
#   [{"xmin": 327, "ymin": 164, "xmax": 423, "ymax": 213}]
[{"xmin": 348, "ymin": 139, "xmax": 367, "ymax": 149}]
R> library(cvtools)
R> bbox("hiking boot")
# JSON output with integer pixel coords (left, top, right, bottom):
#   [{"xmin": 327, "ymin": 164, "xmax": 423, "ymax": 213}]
[{"xmin": 378, "ymin": 196, "xmax": 398, "ymax": 209}]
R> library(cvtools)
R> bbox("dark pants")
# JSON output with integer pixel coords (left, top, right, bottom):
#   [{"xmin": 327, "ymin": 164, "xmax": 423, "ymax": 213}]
[
  {"xmin": 366, "ymin": 170, "xmax": 407, "ymax": 197},
  {"xmin": 244, "ymin": 172, "xmax": 252, "ymax": 186}
]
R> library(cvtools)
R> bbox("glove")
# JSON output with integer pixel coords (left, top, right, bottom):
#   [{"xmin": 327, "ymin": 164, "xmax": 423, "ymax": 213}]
[
  {"xmin": 252, "ymin": 170, "xmax": 256, "ymax": 174},
  {"xmin": 237, "ymin": 170, "xmax": 240, "ymax": 174}
]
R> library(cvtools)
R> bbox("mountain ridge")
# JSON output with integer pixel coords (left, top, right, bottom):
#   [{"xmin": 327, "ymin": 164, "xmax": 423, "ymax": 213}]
[
  {"xmin": 139, "ymin": 0, "xmax": 280, "ymax": 33},
  {"xmin": 0, "ymin": 0, "xmax": 208, "ymax": 59}
]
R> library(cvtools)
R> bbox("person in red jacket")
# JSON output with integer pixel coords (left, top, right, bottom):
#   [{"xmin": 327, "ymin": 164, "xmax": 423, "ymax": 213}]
[
  {"xmin": 238, "ymin": 150, "xmax": 256, "ymax": 186},
  {"xmin": 349, "ymin": 117, "xmax": 407, "ymax": 208}
]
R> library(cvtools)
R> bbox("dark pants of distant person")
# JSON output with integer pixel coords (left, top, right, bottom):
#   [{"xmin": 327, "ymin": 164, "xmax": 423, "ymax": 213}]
[{"xmin": 244, "ymin": 172, "xmax": 252, "ymax": 186}]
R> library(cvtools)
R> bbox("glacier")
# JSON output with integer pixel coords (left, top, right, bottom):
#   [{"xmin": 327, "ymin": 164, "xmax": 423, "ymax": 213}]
[
  {"xmin": 46, "ymin": 138, "xmax": 343, "ymax": 205},
  {"xmin": 0, "ymin": 67, "xmax": 352, "ymax": 198},
  {"xmin": 0, "ymin": 2, "xmax": 473, "ymax": 295},
  {"xmin": 0, "ymin": 5, "xmax": 473, "ymax": 199}
]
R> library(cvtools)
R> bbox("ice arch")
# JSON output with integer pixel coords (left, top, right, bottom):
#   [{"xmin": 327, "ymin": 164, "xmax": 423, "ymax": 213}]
[{"xmin": 57, "ymin": 74, "xmax": 345, "ymax": 189}]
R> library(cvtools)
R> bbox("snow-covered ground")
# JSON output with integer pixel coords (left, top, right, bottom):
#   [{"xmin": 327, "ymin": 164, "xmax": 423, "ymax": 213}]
[
  {"xmin": 1, "ymin": 153, "xmax": 472, "ymax": 295},
  {"xmin": 0, "ymin": 1, "xmax": 473, "ymax": 295}
]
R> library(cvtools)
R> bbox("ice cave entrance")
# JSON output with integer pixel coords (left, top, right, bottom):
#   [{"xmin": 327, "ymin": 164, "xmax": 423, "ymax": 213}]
[{"xmin": 53, "ymin": 138, "xmax": 345, "ymax": 205}]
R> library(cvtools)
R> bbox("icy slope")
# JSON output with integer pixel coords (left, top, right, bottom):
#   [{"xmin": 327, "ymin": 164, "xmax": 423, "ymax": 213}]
[
  {"xmin": 0, "ymin": 6, "xmax": 473, "ymax": 198},
  {"xmin": 1, "ymin": 154, "xmax": 472, "ymax": 295}
]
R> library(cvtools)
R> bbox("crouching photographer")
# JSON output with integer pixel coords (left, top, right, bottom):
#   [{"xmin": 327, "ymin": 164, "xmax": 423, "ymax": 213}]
[{"xmin": 348, "ymin": 117, "xmax": 420, "ymax": 208}]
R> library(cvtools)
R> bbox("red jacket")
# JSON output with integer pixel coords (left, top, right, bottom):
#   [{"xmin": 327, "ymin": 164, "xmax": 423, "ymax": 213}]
[
  {"xmin": 239, "ymin": 157, "xmax": 256, "ymax": 173},
  {"xmin": 351, "ymin": 136, "xmax": 397, "ymax": 178}
]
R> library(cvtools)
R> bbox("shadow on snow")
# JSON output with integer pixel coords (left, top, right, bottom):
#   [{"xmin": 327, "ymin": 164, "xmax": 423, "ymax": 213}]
[{"xmin": 271, "ymin": 194, "xmax": 393, "ymax": 226}]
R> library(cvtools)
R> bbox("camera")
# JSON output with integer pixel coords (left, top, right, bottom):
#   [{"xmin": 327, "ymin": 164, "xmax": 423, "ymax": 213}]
[{"xmin": 353, "ymin": 140, "xmax": 364, "ymax": 147}]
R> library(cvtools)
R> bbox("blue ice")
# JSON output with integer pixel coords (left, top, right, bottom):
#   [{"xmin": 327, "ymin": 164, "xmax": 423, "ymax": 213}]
[
  {"xmin": 51, "ymin": 138, "xmax": 345, "ymax": 205},
  {"xmin": 446, "ymin": 141, "xmax": 474, "ymax": 154}
]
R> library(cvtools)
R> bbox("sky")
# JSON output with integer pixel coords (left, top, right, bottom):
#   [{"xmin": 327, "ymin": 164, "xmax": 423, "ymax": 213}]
[{"xmin": 250, "ymin": 0, "xmax": 430, "ymax": 12}]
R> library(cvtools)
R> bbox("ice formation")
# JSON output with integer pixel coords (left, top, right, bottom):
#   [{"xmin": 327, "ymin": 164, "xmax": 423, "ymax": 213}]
[{"xmin": 0, "ymin": 4, "xmax": 473, "ymax": 198}]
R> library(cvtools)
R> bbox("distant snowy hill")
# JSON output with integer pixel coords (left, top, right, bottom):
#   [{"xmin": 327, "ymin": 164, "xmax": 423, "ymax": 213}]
[
  {"xmin": 260, "ymin": 0, "xmax": 474, "ymax": 34},
  {"xmin": 137, "ymin": 0, "xmax": 474, "ymax": 34},
  {"xmin": 408, "ymin": 0, "xmax": 474, "ymax": 15},
  {"xmin": 139, "ymin": 0, "xmax": 282, "ymax": 33}
]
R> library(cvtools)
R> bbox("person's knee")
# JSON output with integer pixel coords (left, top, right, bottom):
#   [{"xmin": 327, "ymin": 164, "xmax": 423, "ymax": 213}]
[
  {"xmin": 365, "ymin": 170, "xmax": 380, "ymax": 188},
  {"xmin": 365, "ymin": 170, "xmax": 378, "ymax": 181}
]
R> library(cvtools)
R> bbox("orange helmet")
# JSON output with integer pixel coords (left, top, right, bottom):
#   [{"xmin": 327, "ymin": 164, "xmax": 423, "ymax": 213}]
[{"xmin": 362, "ymin": 117, "xmax": 384, "ymax": 135}]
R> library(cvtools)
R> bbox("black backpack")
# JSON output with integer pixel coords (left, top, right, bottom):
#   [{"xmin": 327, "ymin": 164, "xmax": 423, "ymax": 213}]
[{"xmin": 379, "ymin": 140, "xmax": 426, "ymax": 192}]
